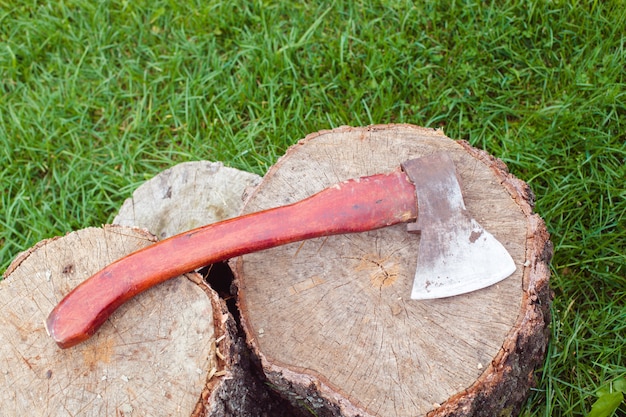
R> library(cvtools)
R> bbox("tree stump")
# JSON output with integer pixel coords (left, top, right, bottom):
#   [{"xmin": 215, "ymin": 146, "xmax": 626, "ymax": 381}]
[
  {"xmin": 0, "ymin": 162, "xmax": 301, "ymax": 417},
  {"xmin": 0, "ymin": 226, "xmax": 221, "ymax": 416},
  {"xmin": 233, "ymin": 124, "xmax": 552, "ymax": 417},
  {"xmin": 111, "ymin": 160, "xmax": 304, "ymax": 416}
]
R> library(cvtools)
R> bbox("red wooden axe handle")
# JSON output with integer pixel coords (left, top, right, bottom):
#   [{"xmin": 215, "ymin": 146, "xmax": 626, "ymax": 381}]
[{"xmin": 46, "ymin": 168, "xmax": 418, "ymax": 348}]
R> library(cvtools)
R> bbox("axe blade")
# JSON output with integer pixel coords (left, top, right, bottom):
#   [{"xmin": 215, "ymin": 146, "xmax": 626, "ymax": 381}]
[
  {"xmin": 410, "ymin": 216, "xmax": 517, "ymax": 300},
  {"xmin": 402, "ymin": 153, "xmax": 516, "ymax": 300}
]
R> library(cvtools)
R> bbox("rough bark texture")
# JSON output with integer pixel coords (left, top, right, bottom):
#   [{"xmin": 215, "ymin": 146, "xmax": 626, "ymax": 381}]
[
  {"xmin": 200, "ymin": 279, "xmax": 309, "ymax": 417},
  {"xmin": 233, "ymin": 124, "xmax": 552, "ymax": 417}
]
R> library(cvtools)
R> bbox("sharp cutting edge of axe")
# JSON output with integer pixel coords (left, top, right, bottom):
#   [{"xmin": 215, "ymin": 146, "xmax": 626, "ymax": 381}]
[{"xmin": 46, "ymin": 152, "xmax": 516, "ymax": 349}]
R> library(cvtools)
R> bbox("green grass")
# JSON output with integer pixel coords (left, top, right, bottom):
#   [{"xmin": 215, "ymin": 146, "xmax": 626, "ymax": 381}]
[{"xmin": 1, "ymin": 1, "xmax": 624, "ymax": 415}]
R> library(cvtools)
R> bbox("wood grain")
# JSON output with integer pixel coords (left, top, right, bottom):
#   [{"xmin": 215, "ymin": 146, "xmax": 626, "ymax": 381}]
[
  {"xmin": 113, "ymin": 161, "xmax": 261, "ymax": 239},
  {"xmin": 0, "ymin": 226, "xmax": 217, "ymax": 417},
  {"xmin": 234, "ymin": 124, "xmax": 550, "ymax": 417}
]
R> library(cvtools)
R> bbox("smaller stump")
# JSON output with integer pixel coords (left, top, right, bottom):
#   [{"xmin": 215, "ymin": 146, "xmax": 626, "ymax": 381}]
[
  {"xmin": 112, "ymin": 160, "xmax": 297, "ymax": 417},
  {"xmin": 1, "ymin": 226, "xmax": 221, "ymax": 416}
]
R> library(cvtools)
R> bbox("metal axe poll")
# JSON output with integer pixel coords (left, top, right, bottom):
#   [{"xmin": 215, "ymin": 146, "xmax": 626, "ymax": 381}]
[{"xmin": 46, "ymin": 152, "xmax": 516, "ymax": 348}]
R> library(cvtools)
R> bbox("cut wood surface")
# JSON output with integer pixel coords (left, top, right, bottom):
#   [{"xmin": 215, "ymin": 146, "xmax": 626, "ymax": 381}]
[
  {"xmin": 233, "ymin": 124, "xmax": 552, "ymax": 416},
  {"xmin": 110, "ymin": 160, "xmax": 306, "ymax": 416},
  {"xmin": 114, "ymin": 161, "xmax": 261, "ymax": 238},
  {"xmin": 0, "ymin": 162, "xmax": 269, "ymax": 417},
  {"xmin": 0, "ymin": 226, "xmax": 220, "ymax": 417}
]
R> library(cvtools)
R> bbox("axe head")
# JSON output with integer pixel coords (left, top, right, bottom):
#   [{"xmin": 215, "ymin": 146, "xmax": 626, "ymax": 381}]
[{"xmin": 402, "ymin": 153, "xmax": 516, "ymax": 300}]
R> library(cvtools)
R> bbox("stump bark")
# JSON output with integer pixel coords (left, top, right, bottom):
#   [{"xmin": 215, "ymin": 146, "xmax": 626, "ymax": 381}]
[{"xmin": 233, "ymin": 125, "xmax": 552, "ymax": 417}]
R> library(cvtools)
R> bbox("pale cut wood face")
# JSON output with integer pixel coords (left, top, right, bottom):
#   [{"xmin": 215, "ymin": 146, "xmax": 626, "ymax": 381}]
[
  {"xmin": 114, "ymin": 161, "xmax": 261, "ymax": 238},
  {"xmin": 236, "ymin": 125, "xmax": 527, "ymax": 417},
  {"xmin": 0, "ymin": 226, "xmax": 216, "ymax": 417}
]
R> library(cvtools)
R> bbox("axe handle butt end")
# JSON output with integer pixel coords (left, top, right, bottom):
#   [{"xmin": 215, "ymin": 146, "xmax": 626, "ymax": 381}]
[{"xmin": 47, "ymin": 169, "xmax": 417, "ymax": 348}]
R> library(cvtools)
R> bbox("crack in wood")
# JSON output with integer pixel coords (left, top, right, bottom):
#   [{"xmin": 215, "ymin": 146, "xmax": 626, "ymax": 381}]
[{"xmin": 353, "ymin": 254, "xmax": 400, "ymax": 289}]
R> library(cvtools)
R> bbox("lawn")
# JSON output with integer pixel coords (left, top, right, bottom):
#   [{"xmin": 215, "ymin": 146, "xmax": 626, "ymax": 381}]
[{"xmin": 1, "ymin": 1, "xmax": 624, "ymax": 415}]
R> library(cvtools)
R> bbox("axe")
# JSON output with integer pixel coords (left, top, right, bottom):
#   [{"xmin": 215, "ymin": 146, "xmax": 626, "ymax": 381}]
[{"xmin": 46, "ymin": 152, "xmax": 516, "ymax": 349}]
